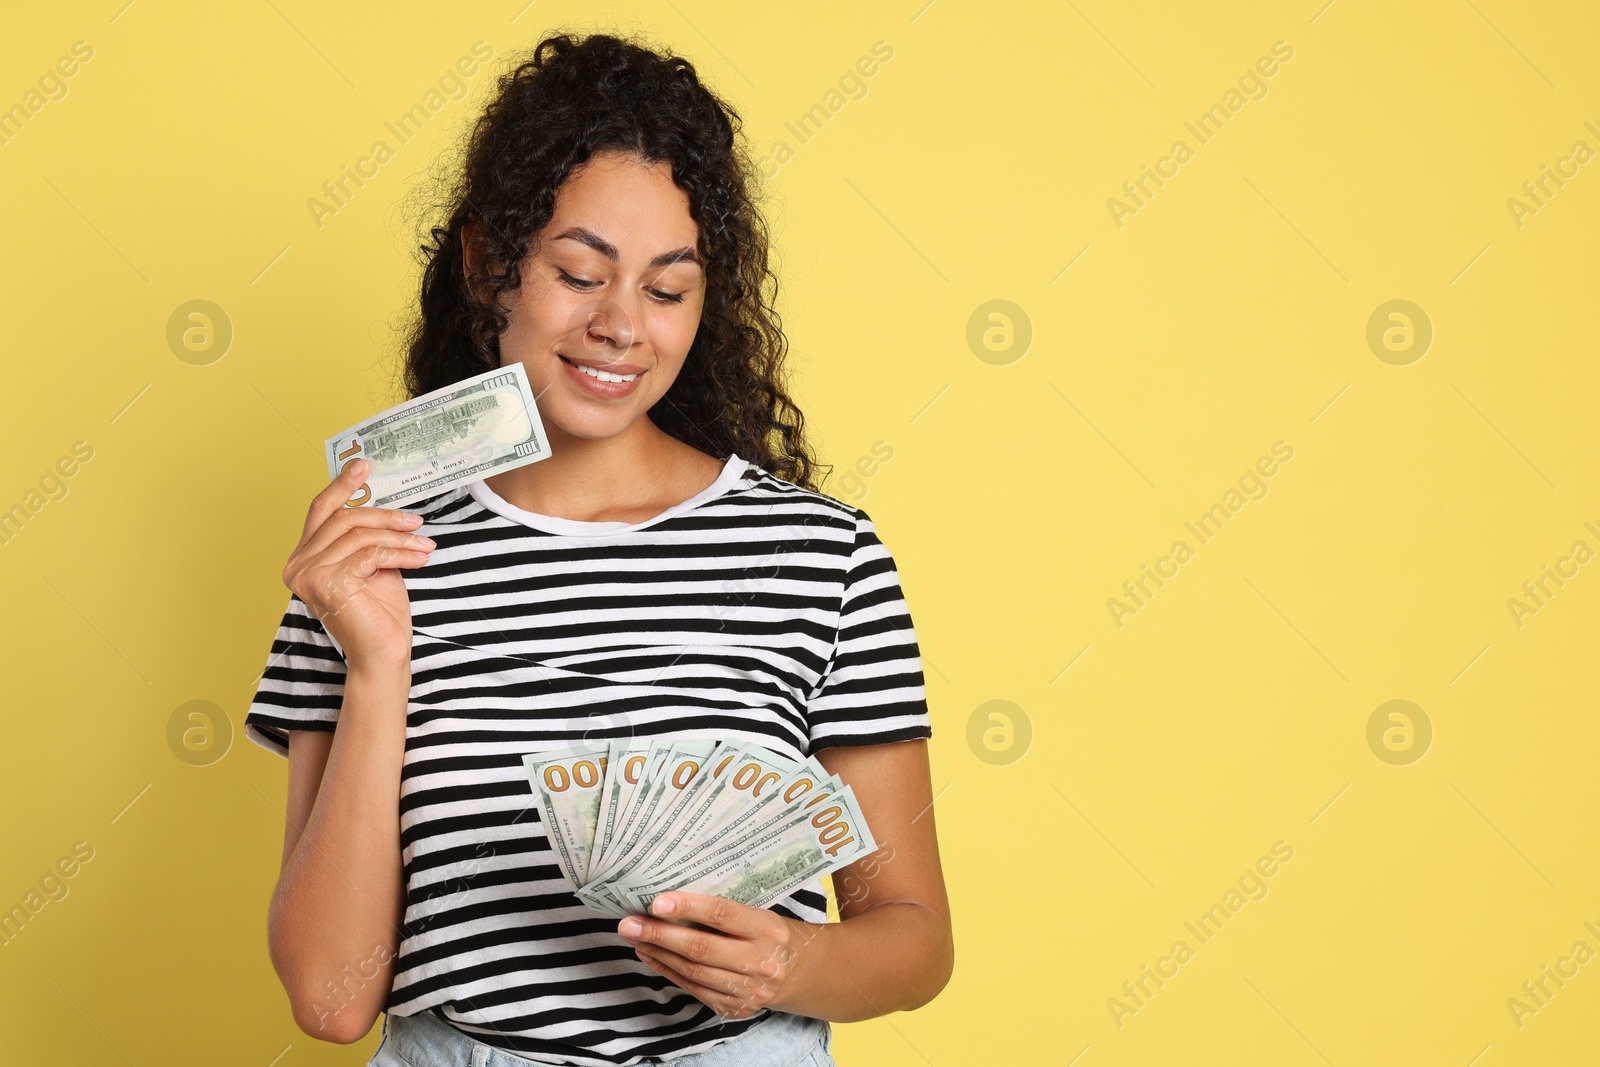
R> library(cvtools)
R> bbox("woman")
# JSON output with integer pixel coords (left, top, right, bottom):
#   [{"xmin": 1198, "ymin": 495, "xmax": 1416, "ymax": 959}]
[{"xmin": 245, "ymin": 31, "xmax": 952, "ymax": 1067}]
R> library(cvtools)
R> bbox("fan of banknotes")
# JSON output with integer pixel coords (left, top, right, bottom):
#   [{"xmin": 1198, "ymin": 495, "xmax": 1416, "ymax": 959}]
[{"xmin": 522, "ymin": 738, "xmax": 876, "ymax": 918}]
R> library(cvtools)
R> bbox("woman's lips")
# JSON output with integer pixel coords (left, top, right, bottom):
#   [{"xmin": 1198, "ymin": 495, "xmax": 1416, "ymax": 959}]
[{"xmin": 558, "ymin": 353, "xmax": 646, "ymax": 398}]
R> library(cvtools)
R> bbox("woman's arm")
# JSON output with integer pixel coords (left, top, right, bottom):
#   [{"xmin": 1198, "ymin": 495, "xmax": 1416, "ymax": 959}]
[
  {"xmin": 620, "ymin": 738, "xmax": 954, "ymax": 1020},
  {"xmin": 785, "ymin": 738, "xmax": 954, "ymax": 1017},
  {"xmin": 263, "ymin": 460, "xmax": 432, "ymax": 1042},
  {"xmin": 267, "ymin": 662, "xmax": 410, "ymax": 1044}
]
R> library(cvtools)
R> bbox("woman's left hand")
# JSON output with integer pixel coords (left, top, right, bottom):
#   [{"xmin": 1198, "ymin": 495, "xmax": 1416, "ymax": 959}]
[{"xmin": 618, "ymin": 892, "xmax": 814, "ymax": 1019}]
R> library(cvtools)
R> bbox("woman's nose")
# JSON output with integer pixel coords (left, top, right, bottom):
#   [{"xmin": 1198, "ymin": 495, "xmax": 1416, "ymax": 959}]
[{"xmin": 571, "ymin": 296, "xmax": 639, "ymax": 355}]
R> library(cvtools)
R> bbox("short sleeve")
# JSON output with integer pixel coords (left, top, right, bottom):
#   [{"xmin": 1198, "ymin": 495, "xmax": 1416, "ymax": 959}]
[
  {"xmin": 805, "ymin": 509, "xmax": 933, "ymax": 751},
  {"xmin": 243, "ymin": 593, "xmax": 348, "ymax": 757}
]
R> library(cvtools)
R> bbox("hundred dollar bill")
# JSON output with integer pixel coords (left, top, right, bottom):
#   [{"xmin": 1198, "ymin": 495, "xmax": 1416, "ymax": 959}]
[
  {"xmin": 615, "ymin": 762, "xmax": 832, "ymax": 895},
  {"xmin": 589, "ymin": 738, "xmax": 654, "ymax": 875},
  {"xmin": 326, "ymin": 361, "xmax": 550, "ymax": 510},
  {"xmin": 613, "ymin": 741, "xmax": 750, "ymax": 873},
  {"xmin": 591, "ymin": 751, "xmax": 820, "ymax": 913},
  {"xmin": 655, "ymin": 745, "xmax": 807, "ymax": 856},
  {"xmin": 580, "ymin": 740, "xmax": 718, "ymax": 913},
  {"xmin": 617, "ymin": 781, "xmax": 877, "ymax": 915},
  {"xmin": 577, "ymin": 739, "xmax": 690, "ymax": 918},
  {"xmin": 589, "ymin": 739, "xmax": 673, "ymax": 875},
  {"xmin": 576, "ymin": 741, "xmax": 747, "ymax": 915},
  {"xmin": 523, "ymin": 745, "xmax": 609, "ymax": 893}
]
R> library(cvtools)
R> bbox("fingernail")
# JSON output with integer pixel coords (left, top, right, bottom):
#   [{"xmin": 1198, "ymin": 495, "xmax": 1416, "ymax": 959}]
[
  {"xmin": 418, "ymin": 537, "xmax": 436, "ymax": 548},
  {"xmin": 652, "ymin": 895, "xmax": 676, "ymax": 916},
  {"xmin": 403, "ymin": 513, "xmax": 423, "ymax": 525},
  {"xmin": 619, "ymin": 918, "xmax": 643, "ymax": 939}
]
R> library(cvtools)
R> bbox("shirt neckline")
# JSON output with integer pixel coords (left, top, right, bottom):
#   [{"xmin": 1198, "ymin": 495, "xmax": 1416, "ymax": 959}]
[{"xmin": 466, "ymin": 453, "xmax": 751, "ymax": 536}]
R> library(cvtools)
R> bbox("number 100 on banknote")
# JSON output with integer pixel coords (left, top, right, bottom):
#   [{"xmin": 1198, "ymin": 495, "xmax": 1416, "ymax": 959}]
[{"xmin": 325, "ymin": 362, "xmax": 552, "ymax": 509}]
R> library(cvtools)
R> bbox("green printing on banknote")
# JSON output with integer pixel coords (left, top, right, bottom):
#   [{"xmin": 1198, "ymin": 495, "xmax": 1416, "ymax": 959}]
[
  {"xmin": 612, "ymin": 772, "xmax": 867, "ymax": 910},
  {"xmin": 324, "ymin": 361, "xmax": 552, "ymax": 510}
]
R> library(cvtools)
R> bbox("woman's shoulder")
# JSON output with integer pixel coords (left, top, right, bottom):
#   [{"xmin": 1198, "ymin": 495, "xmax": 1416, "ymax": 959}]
[
  {"xmin": 734, "ymin": 456, "xmax": 862, "ymax": 530},
  {"xmin": 729, "ymin": 459, "xmax": 911, "ymax": 573}
]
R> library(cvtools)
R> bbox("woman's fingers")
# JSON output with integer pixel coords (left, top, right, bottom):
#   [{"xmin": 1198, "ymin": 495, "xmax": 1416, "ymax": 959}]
[
  {"xmin": 632, "ymin": 943, "xmax": 748, "ymax": 997},
  {"xmin": 646, "ymin": 893, "xmax": 764, "ymax": 937},
  {"xmin": 281, "ymin": 460, "xmax": 424, "ymax": 668},
  {"xmin": 619, "ymin": 913, "xmax": 747, "ymax": 974},
  {"xmin": 339, "ymin": 543, "xmax": 424, "ymax": 582},
  {"xmin": 304, "ymin": 527, "xmax": 433, "ymax": 571},
  {"xmin": 297, "ymin": 504, "xmax": 425, "ymax": 561},
  {"xmin": 287, "ymin": 529, "xmax": 433, "ymax": 605},
  {"xmin": 634, "ymin": 949, "xmax": 759, "ymax": 1018},
  {"xmin": 297, "ymin": 543, "xmax": 427, "ymax": 616},
  {"xmin": 298, "ymin": 458, "xmax": 375, "ymax": 549}
]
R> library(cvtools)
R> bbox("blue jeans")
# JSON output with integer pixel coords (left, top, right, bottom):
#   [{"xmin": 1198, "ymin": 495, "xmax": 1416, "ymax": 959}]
[{"xmin": 367, "ymin": 1007, "xmax": 835, "ymax": 1067}]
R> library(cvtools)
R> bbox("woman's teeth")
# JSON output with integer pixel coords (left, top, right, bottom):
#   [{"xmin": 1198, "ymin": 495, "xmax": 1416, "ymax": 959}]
[{"xmin": 567, "ymin": 358, "xmax": 639, "ymax": 383}]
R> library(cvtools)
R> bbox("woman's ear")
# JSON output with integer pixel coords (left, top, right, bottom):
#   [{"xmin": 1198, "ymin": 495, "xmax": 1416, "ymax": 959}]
[{"xmin": 461, "ymin": 220, "xmax": 502, "ymax": 307}]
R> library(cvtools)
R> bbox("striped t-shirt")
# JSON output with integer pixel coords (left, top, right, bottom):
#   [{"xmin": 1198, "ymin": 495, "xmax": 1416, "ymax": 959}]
[{"xmin": 243, "ymin": 452, "xmax": 932, "ymax": 1066}]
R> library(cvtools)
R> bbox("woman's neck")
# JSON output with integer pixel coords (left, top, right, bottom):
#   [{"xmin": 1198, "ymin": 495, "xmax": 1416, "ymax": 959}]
[{"xmin": 483, "ymin": 421, "xmax": 724, "ymax": 524}]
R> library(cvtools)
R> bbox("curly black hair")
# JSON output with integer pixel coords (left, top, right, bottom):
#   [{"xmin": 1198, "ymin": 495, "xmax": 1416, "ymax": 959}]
[{"xmin": 397, "ymin": 30, "xmax": 828, "ymax": 492}]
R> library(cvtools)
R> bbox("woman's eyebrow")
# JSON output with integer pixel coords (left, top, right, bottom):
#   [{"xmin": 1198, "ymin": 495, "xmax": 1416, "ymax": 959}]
[{"xmin": 554, "ymin": 226, "xmax": 702, "ymax": 269}]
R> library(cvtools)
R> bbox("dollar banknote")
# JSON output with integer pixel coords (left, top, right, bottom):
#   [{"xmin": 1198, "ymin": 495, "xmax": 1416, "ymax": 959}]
[
  {"xmin": 581, "ymin": 739, "xmax": 718, "ymax": 914},
  {"xmin": 618, "ymin": 778, "xmax": 876, "ymax": 916},
  {"xmin": 608, "ymin": 762, "xmax": 844, "ymax": 910},
  {"xmin": 523, "ymin": 745, "xmax": 610, "ymax": 893},
  {"xmin": 576, "ymin": 742, "xmax": 750, "ymax": 917},
  {"xmin": 325, "ymin": 361, "xmax": 551, "ymax": 510},
  {"xmin": 587, "ymin": 738, "xmax": 655, "ymax": 878},
  {"xmin": 523, "ymin": 737, "xmax": 876, "ymax": 917},
  {"xmin": 588, "ymin": 739, "xmax": 673, "ymax": 877},
  {"xmin": 590, "ymin": 742, "xmax": 755, "ymax": 884}
]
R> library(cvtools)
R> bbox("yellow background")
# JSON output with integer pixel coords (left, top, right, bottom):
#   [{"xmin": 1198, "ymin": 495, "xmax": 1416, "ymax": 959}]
[{"xmin": 2, "ymin": 1, "xmax": 1598, "ymax": 1064}]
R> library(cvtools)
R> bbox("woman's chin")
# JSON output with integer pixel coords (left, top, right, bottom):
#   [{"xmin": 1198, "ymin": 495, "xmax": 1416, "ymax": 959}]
[{"xmin": 543, "ymin": 406, "xmax": 642, "ymax": 444}]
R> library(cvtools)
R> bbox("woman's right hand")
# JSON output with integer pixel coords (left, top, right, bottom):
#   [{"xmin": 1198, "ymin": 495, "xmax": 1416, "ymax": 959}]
[{"xmin": 282, "ymin": 459, "xmax": 435, "ymax": 670}]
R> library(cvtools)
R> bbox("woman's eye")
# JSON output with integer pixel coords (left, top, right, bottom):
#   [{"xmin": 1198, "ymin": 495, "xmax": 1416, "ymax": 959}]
[
  {"xmin": 557, "ymin": 270, "xmax": 600, "ymax": 290},
  {"xmin": 559, "ymin": 269, "xmax": 684, "ymax": 304}
]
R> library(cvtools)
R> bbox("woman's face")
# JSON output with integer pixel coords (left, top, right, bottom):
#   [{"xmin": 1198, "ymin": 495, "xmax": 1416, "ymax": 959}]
[{"xmin": 493, "ymin": 150, "xmax": 707, "ymax": 443}]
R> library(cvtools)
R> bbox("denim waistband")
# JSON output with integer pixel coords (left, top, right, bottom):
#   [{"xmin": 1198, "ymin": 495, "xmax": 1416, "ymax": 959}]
[{"xmin": 374, "ymin": 1006, "xmax": 832, "ymax": 1067}]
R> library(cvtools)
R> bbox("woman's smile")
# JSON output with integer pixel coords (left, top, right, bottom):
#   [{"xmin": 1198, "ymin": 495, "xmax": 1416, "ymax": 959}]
[{"xmin": 557, "ymin": 351, "xmax": 647, "ymax": 398}]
